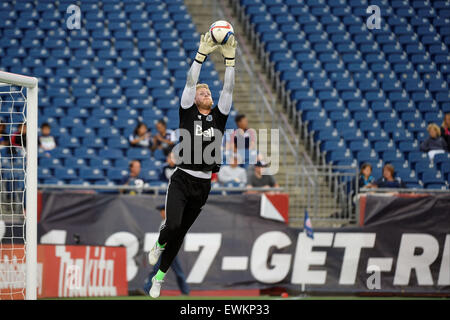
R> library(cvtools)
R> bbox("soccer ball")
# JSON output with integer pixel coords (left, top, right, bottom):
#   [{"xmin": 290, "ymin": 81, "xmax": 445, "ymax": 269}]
[{"xmin": 209, "ymin": 20, "xmax": 234, "ymax": 45}]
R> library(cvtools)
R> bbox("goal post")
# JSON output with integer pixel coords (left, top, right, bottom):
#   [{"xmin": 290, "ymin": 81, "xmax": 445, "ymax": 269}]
[{"xmin": 0, "ymin": 71, "xmax": 38, "ymax": 300}]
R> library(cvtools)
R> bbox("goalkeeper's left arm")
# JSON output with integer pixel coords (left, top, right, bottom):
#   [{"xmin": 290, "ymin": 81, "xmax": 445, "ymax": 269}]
[{"xmin": 218, "ymin": 35, "xmax": 237, "ymax": 116}]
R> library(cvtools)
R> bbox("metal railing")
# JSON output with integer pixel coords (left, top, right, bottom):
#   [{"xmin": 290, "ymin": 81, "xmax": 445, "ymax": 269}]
[
  {"xmin": 286, "ymin": 166, "xmax": 359, "ymax": 225},
  {"xmin": 37, "ymin": 184, "xmax": 283, "ymax": 194},
  {"xmin": 358, "ymin": 188, "xmax": 450, "ymax": 194}
]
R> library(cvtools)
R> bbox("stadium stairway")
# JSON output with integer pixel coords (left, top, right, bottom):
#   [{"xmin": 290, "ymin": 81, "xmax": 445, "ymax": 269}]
[{"xmin": 184, "ymin": 0, "xmax": 344, "ymax": 227}]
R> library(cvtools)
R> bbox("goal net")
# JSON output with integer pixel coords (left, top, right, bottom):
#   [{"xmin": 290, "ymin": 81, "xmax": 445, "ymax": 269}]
[{"xmin": 0, "ymin": 71, "xmax": 38, "ymax": 300}]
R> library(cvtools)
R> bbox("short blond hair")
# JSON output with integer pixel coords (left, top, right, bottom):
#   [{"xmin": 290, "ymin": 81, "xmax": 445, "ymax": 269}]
[
  {"xmin": 427, "ymin": 123, "xmax": 441, "ymax": 136},
  {"xmin": 196, "ymin": 83, "xmax": 210, "ymax": 91}
]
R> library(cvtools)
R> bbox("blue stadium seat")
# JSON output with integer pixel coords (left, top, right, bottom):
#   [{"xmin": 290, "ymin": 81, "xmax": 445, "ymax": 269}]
[
  {"xmin": 4, "ymin": 0, "xmax": 448, "ymax": 188},
  {"xmin": 152, "ymin": 149, "xmax": 167, "ymax": 161},
  {"xmin": 54, "ymin": 168, "xmax": 78, "ymax": 180},
  {"xmin": 127, "ymin": 148, "xmax": 151, "ymax": 160},
  {"xmin": 74, "ymin": 147, "xmax": 98, "ymax": 160},
  {"xmin": 98, "ymin": 148, "xmax": 124, "ymax": 160},
  {"xmin": 90, "ymin": 158, "xmax": 113, "ymax": 170},
  {"xmin": 140, "ymin": 169, "xmax": 160, "ymax": 182},
  {"xmin": 64, "ymin": 158, "xmax": 88, "ymax": 169},
  {"xmin": 421, "ymin": 171, "xmax": 446, "ymax": 188},
  {"xmin": 235, "ymin": 0, "xmax": 450, "ymax": 190},
  {"xmin": 79, "ymin": 168, "xmax": 105, "ymax": 181},
  {"xmin": 107, "ymin": 168, "xmax": 128, "ymax": 182}
]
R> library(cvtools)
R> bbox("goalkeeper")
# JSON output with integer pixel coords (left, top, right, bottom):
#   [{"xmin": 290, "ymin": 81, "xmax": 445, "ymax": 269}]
[{"xmin": 147, "ymin": 32, "xmax": 237, "ymax": 298}]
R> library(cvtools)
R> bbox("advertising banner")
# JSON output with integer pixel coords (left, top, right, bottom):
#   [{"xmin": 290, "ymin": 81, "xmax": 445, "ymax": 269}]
[
  {"xmin": 37, "ymin": 244, "xmax": 128, "ymax": 298},
  {"xmin": 0, "ymin": 243, "xmax": 127, "ymax": 299},
  {"xmin": 37, "ymin": 192, "xmax": 450, "ymax": 294}
]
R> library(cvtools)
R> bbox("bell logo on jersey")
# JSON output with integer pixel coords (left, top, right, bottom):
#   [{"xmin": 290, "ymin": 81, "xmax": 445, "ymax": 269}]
[{"xmin": 195, "ymin": 124, "xmax": 214, "ymax": 138}]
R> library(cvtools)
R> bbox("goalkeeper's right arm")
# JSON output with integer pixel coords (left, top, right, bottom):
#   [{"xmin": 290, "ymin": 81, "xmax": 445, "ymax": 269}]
[{"xmin": 180, "ymin": 61, "xmax": 202, "ymax": 109}]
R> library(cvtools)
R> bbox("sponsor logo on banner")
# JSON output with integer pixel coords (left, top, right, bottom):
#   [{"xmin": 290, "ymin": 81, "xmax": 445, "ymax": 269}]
[
  {"xmin": 0, "ymin": 245, "xmax": 43, "ymax": 300},
  {"xmin": 37, "ymin": 245, "xmax": 128, "ymax": 298}
]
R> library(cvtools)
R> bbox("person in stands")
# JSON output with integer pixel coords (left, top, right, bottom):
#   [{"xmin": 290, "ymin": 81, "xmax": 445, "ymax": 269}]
[
  {"xmin": 152, "ymin": 119, "xmax": 176, "ymax": 156},
  {"xmin": 39, "ymin": 123, "xmax": 57, "ymax": 151},
  {"xmin": 420, "ymin": 123, "xmax": 448, "ymax": 161},
  {"xmin": 247, "ymin": 161, "xmax": 279, "ymax": 192},
  {"xmin": 11, "ymin": 123, "xmax": 26, "ymax": 157},
  {"xmin": 129, "ymin": 122, "xmax": 152, "ymax": 149},
  {"xmin": 0, "ymin": 120, "xmax": 9, "ymax": 147},
  {"xmin": 229, "ymin": 114, "xmax": 256, "ymax": 152},
  {"xmin": 160, "ymin": 152, "xmax": 177, "ymax": 182},
  {"xmin": 218, "ymin": 153, "xmax": 247, "ymax": 185},
  {"xmin": 358, "ymin": 163, "xmax": 376, "ymax": 190},
  {"xmin": 121, "ymin": 160, "xmax": 145, "ymax": 194},
  {"xmin": 440, "ymin": 113, "xmax": 450, "ymax": 148},
  {"xmin": 373, "ymin": 164, "xmax": 405, "ymax": 189},
  {"xmin": 11, "ymin": 123, "xmax": 26, "ymax": 148}
]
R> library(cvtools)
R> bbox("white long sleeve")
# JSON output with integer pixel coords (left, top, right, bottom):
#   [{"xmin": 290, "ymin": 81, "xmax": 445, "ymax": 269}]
[
  {"xmin": 180, "ymin": 61, "xmax": 202, "ymax": 109},
  {"xmin": 218, "ymin": 66, "xmax": 235, "ymax": 115}
]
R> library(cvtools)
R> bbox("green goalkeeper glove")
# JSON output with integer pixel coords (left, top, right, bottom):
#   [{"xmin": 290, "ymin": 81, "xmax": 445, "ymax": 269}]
[
  {"xmin": 220, "ymin": 35, "xmax": 237, "ymax": 67},
  {"xmin": 195, "ymin": 33, "xmax": 218, "ymax": 64}
]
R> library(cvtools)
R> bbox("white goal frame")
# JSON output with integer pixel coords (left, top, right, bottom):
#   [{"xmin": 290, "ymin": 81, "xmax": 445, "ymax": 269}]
[{"xmin": 0, "ymin": 71, "xmax": 38, "ymax": 300}]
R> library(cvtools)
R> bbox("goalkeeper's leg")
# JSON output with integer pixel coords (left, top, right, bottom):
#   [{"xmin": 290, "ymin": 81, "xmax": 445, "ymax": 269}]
[
  {"xmin": 148, "ymin": 174, "xmax": 187, "ymax": 266},
  {"xmin": 160, "ymin": 206, "xmax": 202, "ymax": 270},
  {"xmin": 149, "ymin": 170, "xmax": 211, "ymax": 298},
  {"xmin": 150, "ymin": 206, "xmax": 202, "ymax": 298}
]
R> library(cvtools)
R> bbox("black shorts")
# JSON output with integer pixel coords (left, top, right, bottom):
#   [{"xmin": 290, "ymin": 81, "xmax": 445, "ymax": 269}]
[
  {"xmin": 158, "ymin": 168, "xmax": 211, "ymax": 272},
  {"xmin": 163, "ymin": 168, "xmax": 211, "ymax": 232}
]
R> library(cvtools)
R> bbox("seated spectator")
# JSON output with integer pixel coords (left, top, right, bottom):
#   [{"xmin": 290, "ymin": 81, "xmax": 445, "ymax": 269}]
[
  {"xmin": 39, "ymin": 123, "xmax": 56, "ymax": 151},
  {"xmin": 152, "ymin": 119, "xmax": 176, "ymax": 156},
  {"xmin": 247, "ymin": 161, "xmax": 279, "ymax": 192},
  {"xmin": 228, "ymin": 114, "xmax": 256, "ymax": 152},
  {"xmin": 160, "ymin": 152, "xmax": 177, "ymax": 182},
  {"xmin": 121, "ymin": 160, "xmax": 145, "ymax": 194},
  {"xmin": 373, "ymin": 164, "xmax": 405, "ymax": 189},
  {"xmin": 218, "ymin": 154, "xmax": 247, "ymax": 185},
  {"xmin": 11, "ymin": 123, "xmax": 26, "ymax": 157},
  {"xmin": 11, "ymin": 123, "xmax": 26, "ymax": 148},
  {"xmin": 358, "ymin": 163, "xmax": 376, "ymax": 190},
  {"xmin": 420, "ymin": 123, "xmax": 448, "ymax": 161},
  {"xmin": 0, "ymin": 120, "xmax": 9, "ymax": 146},
  {"xmin": 129, "ymin": 122, "xmax": 152, "ymax": 149},
  {"xmin": 440, "ymin": 113, "xmax": 450, "ymax": 148}
]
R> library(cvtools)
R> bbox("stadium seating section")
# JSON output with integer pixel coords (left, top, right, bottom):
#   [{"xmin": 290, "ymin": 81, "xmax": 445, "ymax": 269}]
[
  {"xmin": 0, "ymin": 0, "xmax": 238, "ymax": 187},
  {"xmin": 240, "ymin": 0, "xmax": 450, "ymax": 189}
]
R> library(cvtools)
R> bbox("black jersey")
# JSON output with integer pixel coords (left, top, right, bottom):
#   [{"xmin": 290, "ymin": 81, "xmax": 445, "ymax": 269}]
[{"xmin": 175, "ymin": 104, "xmax": 228, "ymax": 172}]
